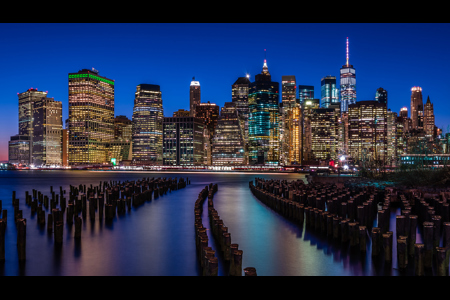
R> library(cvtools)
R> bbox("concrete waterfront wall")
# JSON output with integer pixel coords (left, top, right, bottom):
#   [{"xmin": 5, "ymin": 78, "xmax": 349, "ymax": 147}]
[{"xmin": 249, "ymin": 177, "xmax": 450, "ymax": 276}]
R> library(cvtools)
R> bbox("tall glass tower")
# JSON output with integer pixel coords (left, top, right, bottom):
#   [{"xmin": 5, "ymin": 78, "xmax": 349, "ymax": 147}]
[
  {"xmin": 340, "ymin": 38, "xmax": 356, "ymax": 113},
  {"xmin": 132, "ymin": 84, "xmax": 164, "ymax": 165},
  {"xmin": 298, "ymin": 85, "xmax": 314, "ymax": 104},
  {"xmin": 321, "ymin": 76, "xmax": 338, "ymax": 108},
  {"xmin": 248, "ymin": 55, "xmax": 280, "ymax": 165}
]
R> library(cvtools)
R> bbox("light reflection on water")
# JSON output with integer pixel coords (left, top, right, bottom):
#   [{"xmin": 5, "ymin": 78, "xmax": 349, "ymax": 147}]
[{"xmin": 0, "ymin": 170, "xmax": 420, "ymax": 275}]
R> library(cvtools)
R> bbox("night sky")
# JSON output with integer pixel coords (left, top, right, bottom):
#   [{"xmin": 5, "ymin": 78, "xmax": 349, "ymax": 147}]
[{"xmin": 1, "ymin": 23, "xmax": 449, "ymax": 162}]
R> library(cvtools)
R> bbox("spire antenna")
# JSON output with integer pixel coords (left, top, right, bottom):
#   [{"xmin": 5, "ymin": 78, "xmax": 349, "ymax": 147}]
[{"xmin": 346, "ymin": 37, "xmax": 349, "ymax": 66}]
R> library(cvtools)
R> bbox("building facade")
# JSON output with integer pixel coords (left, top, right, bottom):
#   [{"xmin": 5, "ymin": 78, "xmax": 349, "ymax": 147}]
[
  {"xmin": 411, "ymin": 86, "xmax": 423, "ymax": 131},
  {"xmin": 339, "ymin": 38, "xmax": 356, "ymax": 113},
  {"xmin": 310, "ymin": 106, "xmax": 340, "ymax": 161},
  {"xmin": 423, "ymin": 96, "xmax": 435, "ymax": 139},
  {"xmin": 321, "ymin": 76, "xmax": 339, "ymax": 109},
  {"xmin": 162, "ymin": 116, "xmax": 205, "ymax": 166},
  {"xmin": 68, "ymin": 69, "xmax": 115, "ymax": 166},
  {"xmin": 298, "ymin": 85, "xmax": 314, "ymax": 105},
  {"xmin": 131, "ymin": 84, "xmax": 164, "ymax": 165},
  {"xmin": 190, "ymin": 77, "xmax": 200, "ymax": 117}
]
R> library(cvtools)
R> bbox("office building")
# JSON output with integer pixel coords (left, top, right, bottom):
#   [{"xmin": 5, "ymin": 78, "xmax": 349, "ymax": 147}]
[
  {"xmin": 348, "ymin": 101, "xmax": 387, "ymax": 166},
  {"xmin": 131, "ymin": 84, "xmax": 164, "ymax": 165},
  {"xmin": 321, "ymin": 76, "xmax": 338, "ymax": 109},
  {"xmin": 310, "ymin": 106, "xmax": 340, "ymax": 161},
  {"xmin": 248, "ymin": 56, "xmax": 280, "ymax": 165},
  {"xmin": 423, "ymin": 96, "xmax": 435, "ymax": 139},
  {"xmin": 162, "ymin": 116, "xmax": 205, "ymax": 166},
  {"xmin": 211, "ymin": 102, "xmax": 245, "ymax": 166},
  {"xmin": 173, "ymin": 109, "xmax": 190, "ymax": 117},
  {"xmin": 280, "ymin": 75, "xmax": 298, "ymax": 165},
  {"xmin": 339, "ymin": 38, "xmax": 356, "ymax": 112},
  {"xmin": 190, "ymin": 77, "xmax": 201, "ymax": 117},
  {"xmin": 195, "ymin": 101, "xmax": 220, "ymax": 139},
  {"xmin": 232, "ymin": 75, "xmax": 251, "ymax": 149},
  {"xmin": 375, "ymin": 87, "xmax": 387, "ymax": 106},
  {"xmin": 301, "ymin": 98, "xmax": 320, "ymax": 163},
  {"xmin": 68, "ymin": 68, "xmax": 115, "ymax": 166},
  {"xmin": 411, "ymin": 86, "xmax": 423, "ymax": 131},
  {"xmin": 8, "ymin": 135, "xmax": 30, "ymax": 165},
  {"xmin": 298, "ymin": 85, "xmax": 314, "ymax": 105},
  {"xmin": 32, "ymin": 97, "xmax": 63, "ymax": 166}
]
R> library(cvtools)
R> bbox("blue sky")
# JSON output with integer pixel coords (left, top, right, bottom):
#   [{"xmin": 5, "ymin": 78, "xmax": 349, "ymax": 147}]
[{"xmin": 1, "ymin": 23, "xmax": 449, "ymax": 161}]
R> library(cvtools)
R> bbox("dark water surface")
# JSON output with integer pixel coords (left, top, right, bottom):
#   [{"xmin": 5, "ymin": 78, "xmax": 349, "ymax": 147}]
[{"xmin": 0, "ymin": 170, "xmax": 417, "ymax": 276}]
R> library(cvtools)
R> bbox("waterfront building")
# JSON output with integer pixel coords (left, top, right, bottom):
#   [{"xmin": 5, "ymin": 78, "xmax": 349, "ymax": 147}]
[
  {"xmin": 423, "ymin": 96, "xmax": 435, "ymax": 139},
  {"xmin": 190, "ymin": 77, "xmax": 201, "ymax": 117},
  {"xmin": 400, "ymin": 154, "xmax": 450, "ymax": 168},
  {"xmin": 68, "ymin": 68, "xmax": 115, "ymax": 166},
  {"xmin": 348, "ymin": 101, "xmax": 387, "ymax": 167},
  {"xmin": 395, "ymin": 115, "xmax": 407, "ymax": 160},
  {"xmin": 386, "ymin": 110, "xmax": 398, "ymax": 166},
  {"xmin": 301, "ymin": 98, "xmax": 320, "ymax": 163},
  {"xmin": 162, "ymin": 116, "xmax": 205, "ymax": 166},
  {"xmin": 32, "ymin": 97, "xmax": 63, "ymax": 166},
  {"xmin": 298, "ymin": 85, "xmax": 314, "ymax": 105},
  {"xmin": 114, "ymin": 115, "xmax": 132, "ymax": 142},
  {"xmin": 310, "ymin": 105, "xmax": 340, "ymax": 161},
  {"xmin": 339, "ymin": 38, "xmax": 356, "ymax": 113},
  {"xmin": 337, "ymin": 111, "xmax": 349, "ymax": 160},
  {"xmin": 61, "ymin": 129, "xmax": 69, "ymax": 167},
  {"xmin": 173, "ymin": 109, "xmax": 190, "ymax": 117},
  {"xmin": 321, "ymin": 76, "xmax": 338, "ymax": 109},
  {"xmin": 211, "ymin": 102, "xmax": 245, "ymax": 166},
  {"xmin": 131, "ymin": 84, "xmax": 164, "ymax": 166},
  {"xmin": 8, "ymin": 135, "xmax": 30, "ymax": 165},
  {"xmin": 111, "ymin": 115, "xmax": 133, "ymax": 166},
  {"xmin": 248, "ymin": 56, "xmax": 280, "ymax": 165},
  {"xmin": 375, "ymin": 87, "xmax": 387, "ymax": 106},
  {"xmin": 411, "ymin": 86, "xmax": 423, "ymax": 131}
]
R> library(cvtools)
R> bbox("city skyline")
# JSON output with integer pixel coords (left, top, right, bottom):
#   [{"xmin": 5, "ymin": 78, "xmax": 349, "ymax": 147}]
[{"xmin": 1, "ymin": 23, "xmax": 450, "ymax": 162}]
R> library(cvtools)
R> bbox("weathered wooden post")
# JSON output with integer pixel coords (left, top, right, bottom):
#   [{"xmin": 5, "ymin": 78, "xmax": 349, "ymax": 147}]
[
  {"xmin": 423, "ymin": 222, "xmax": 434, "ymax": 269},
  {"xmin": 0, "ymin": 220, "xmax": 5, "ymax": 261},
  {"xmin": 244, "ymin": 267, "xmax": 257, "ymax": 276},
  {"xmin": 17, "ymin": 218, "xmax": 26, "ymax": 261},
  {"xmin": 371, "ymin": 227, "xmax": 381, "ymax": 257},
  {"xmin": 397, "ymin": 236, "xmax": 408, "ymax": 269},
  {"xmin": 409, "ymin": 215, "xmax": 418, "ymax": 257},
  {"xmin": 359, "ymin": 226, "xmax": 367, "ymax": 252},
  {"xmin": 74, "ymin": 216, "xmax": 82, "ymax": 239},
  {"xmin": 382, "ymin": 231, "xmax": 393, "ymax": 263},
  {"xmin": 414, "ymin": 244, "xmax": 425, "ymax": 276},
  {"xmin": 436, "ymin": 247, "xmax": 447, "ymax": 276}
]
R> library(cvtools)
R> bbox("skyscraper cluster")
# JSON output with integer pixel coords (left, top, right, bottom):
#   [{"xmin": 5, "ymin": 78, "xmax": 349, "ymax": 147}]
[{"xmin": 8, "ymin": 39, "xmax": 444, "ymax": 169}]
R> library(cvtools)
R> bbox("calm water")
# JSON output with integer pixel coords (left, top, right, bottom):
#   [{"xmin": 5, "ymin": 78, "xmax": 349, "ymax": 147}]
[{"xmin": 0, "ymin": 170, "xmax": 417, "ymax": 276}]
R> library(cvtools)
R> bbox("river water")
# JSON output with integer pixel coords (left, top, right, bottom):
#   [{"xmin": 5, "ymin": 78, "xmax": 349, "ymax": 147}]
[{"xmin": 0, "ymin": 170, "xmax": 421, "ymax": 276}]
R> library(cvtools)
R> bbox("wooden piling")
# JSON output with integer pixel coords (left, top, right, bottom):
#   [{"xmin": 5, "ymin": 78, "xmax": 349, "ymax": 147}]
[
  {"xmin": 17, "ymin": 218, "xmax": 26, "ymax": 261},
  {"xmin": 414, "ymin": 244, "xmax": 425, "ymax": 276},
  {"xmin": 382, "ymin": 231, "xmax": 393, "ymax": 263},
  {"xmin": 436, "ymin": 247, "xmax": 447, "ymax": 276}
]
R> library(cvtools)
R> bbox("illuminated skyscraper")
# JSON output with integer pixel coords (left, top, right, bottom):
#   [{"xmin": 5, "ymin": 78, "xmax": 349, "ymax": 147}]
[
  {"xmin": 298, "ymin": 85, "xmax": 314, "ymax": 105},
  {"xmin": 232, "ymin": 75, "xmax": 251, "ymax": 154},
  {"xmin": 310, "ymin": 106, "xmax": 340, "ymax": 161},
  {"xmin": 163, "ymin": 116, "xmax": 205, "ymax": 166},
  {"xmin": 248, "ymin": 54, "xmax": 280, "ymax": 165},
  {"xmin": 280, "ymin": 75, "xmax": 297, "ymax": 165},
  {"xmin": 423, "ymin": 96, "xmax": 435, "ymax": 138},
  {"xmin": 173, "ymin": 109, "xmax": 190, "ymax": 117},
  {"xmin": 190, "ymin": 77, "xmax": 201, "ymax": 117},
  {"xmin": 195, "ymin": 101, "xmax": 220, "ymax": 139},
  {"xmin": 211, "ymin": 102, "xmax": 245, "ymax": 166},
  {"xmin": 340, "ymin": 38, "xmax": 356, "ymax": 113},
  {"xmin": 32, "ymin": 97, "xmax": 63, "ymax": 166},
  {"xmin": 68, "ymin": 68, "xmax": 115, "ymax": 166},
  {"xmin": 321, "ymin": 76, "xmax": 338, "ymax": 108},
  {"xmin": 411, "ymin": 86, "xmax": 423, "ymax": 131},
  {"xmin": 132, "ymin": 84, "xmax": 164, "ymax": 165},
  {"xmin": 348, "ymin": 101, "xmax": 387, "ymax": 165},
  {"xmin": 301, "ymin": 98, "xmax": 320, "ymax": 162}
]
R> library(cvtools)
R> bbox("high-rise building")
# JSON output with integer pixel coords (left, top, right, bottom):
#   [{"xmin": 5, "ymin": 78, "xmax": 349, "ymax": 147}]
[
  {"xmin": 298, "ymin": 85, "xmax": 314, "ymax": 105},
  {"xmin": 339, "ymin": 38, "xmax": 356, "ymax": 113},
  {"xmin": 68, "ymin": 68, "xmax": 115, "ymax": 166},
  {"xmin": 348, "ymin": 101, "xmax": 387, "ymax": 166},
  {"xmin": 162, "ymin": 116, "xmax": 205, "ymax": 166},
  {"xmin": 61, "ymin": 129, "xmax": 69, "ymax": 167},
  {"xmin": 375, "ymin": 87, "xmax": 387, "ymax": 106},
  {"xmin": 287, "ymin": 105, "xmax": 302, "ymax": 165},
  {"xmin": 386, "ymin": 109, "xmax": 398, "ymax": 166},
  {"xmin": 248, "ymin": 55, "xmax": 280, "ymax": 165},
  {"xmin": 423, "ymin": 96, "xmax": 435, "ymax": 139},
  {"xmin": 8, "ymin": 135, "xmax": 30, "ymax": 165},
  {"xmin": 411, "ymin": 86, "xmax": 423, "ymax": 131},
  {"xmin": 195, "ymin": 101, "xmax": 220, "ymax": 139},
  {"xmin": 301, "ymin": 98, "xmax": 320, "ymax": 163},
  {"xmin": 310, "ymin": 106, "xmax": 340, "ymax": 161},
  {"xmin": 131, "ymin": 84, "xmax": 164, "ymax": 165},
  {"xmin": 32, "ymin": 97, "xmax": 62, "ymax": 166},
  {"xmin": 321, "ymin": 76, "xmax": 338, "ymax": 109},
  {"xmin": 232, "ymin": 75, "xmax": 251, "ymax": 152},
  {"xmin": 190, "ymin": 77, "xmax": 201, "ymax": 117},
  {"xmin": 211, "ymin": 102, "xmax": 245, "ymax": 166},
  {"xmin": 280, "ymin": 76, "xmax": 298, "ymax": 165},
  {"xmin": 114, "ymin": 115, "xmax": 132, "ymax": 142},
  {"xmin": 399, "ymin": 107, "xmax": 411, "ymax": 133}
]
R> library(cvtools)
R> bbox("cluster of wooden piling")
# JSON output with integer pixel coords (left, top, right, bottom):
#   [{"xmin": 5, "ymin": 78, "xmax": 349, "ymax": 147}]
[
  {"xmin": 249, "ymin": 178, "xmax": 450, "ymax": 275},
  {"xmin": 2, "ymin": 176, "xmax": 188, "ymax": 262},
  {"xmin": 194, "ymin": 184, "xmax": 218, "ymax": 275}
]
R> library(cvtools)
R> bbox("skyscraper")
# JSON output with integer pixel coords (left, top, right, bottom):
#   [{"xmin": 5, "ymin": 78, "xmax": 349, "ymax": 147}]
[
  {"xmin": 375, "ymin": 87, "xmax": 387, "ymax": 106},
  {"xmin": 131, "ymin": 84, "xmax": 164, "ymax": 165},
  {"xmin": 310, "ymin": 107, "xmax": 340, "ymax": 161},
  {"xmin": 411, "ymin": 86, "xmax": 423, "ymax": 131},
  {"xmin": 321, "ymin": 76, "xmax": 338, "ymax": 109},
  {"xmin": 211, "ymin": 102, "xmax": 245, "ymax": 166},
  {"xmin": 190, "ymin": 77, "xmax": 201, "ymax": 117},
  {"xmin": 423, "ymin": 96, "xmax": 435, "ymax": 138},
  {"xmin": 248, "ymin": 55, "xmax": 280, "ymax": 165},
  {"xmin": 298, "ymin": 85, "xmax": 314, "ymax": 105},
  {"xmin": 339, "ymin": 38, "xmax": 356, "ymax": 113},
  {"xmin": 68, "ymin": 68, "xmax": 115, "ymax": 166},
  {"xmin": 280, "ymin": 75, "xmax": 297, "ymax": 165},
  {"xmin": 32, "ymin": 97, "xmax": 62, "ymax": 166},
  {"xmin": 232, "ymin": 75, "xmax": 251, "ymax": 154},
  {"xmin": 195, "ymin": 101, "xmax": 220, "ymax": 139}
]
